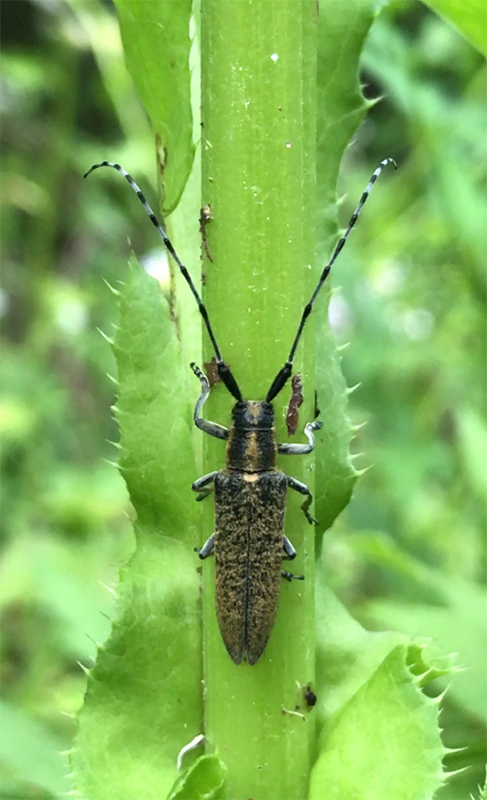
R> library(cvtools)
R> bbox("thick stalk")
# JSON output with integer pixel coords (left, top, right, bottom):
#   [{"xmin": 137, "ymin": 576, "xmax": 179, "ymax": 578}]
[{"xmin": 201, "ymin": 3, "xmax": 317, "ymax": 798}]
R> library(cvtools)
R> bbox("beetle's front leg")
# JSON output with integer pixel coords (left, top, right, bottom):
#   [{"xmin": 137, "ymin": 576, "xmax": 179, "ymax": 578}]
[
  {"xmin": 278, "ymin": 420, "xmax": 323, "ymax": 455},
  {"xmin": 286, "ymin": 475, "xmax": 318, "ymax": 525},
  {"xmin": 191, "ymin": 362, "xmax": 229, "ymax": 440}
]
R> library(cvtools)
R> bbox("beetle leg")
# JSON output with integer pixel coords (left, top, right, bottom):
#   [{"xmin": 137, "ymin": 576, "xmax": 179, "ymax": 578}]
[
  {"xmin": 278, "ymin": 420, "xmax": 323, "ymax": 455},
  {"xmin": 286, "ymin": 475, "xmax": 319, "ymax": 525},
  {"xmin": 195, "ymin": 533, "xmax": 215, "ymax": 560},
  {"xmin": 282, "ymin": 534, "xmax": 297, "ymax": 561},
  {"xmin": 192, "ymin": 475, "xmax": 216, "ymax": 556},
  {"xmin": 191, "ymin": 363, "xmax": 229, "ymax": 440},
  {"xmin": 281, "ymin": 569, "xmax": 304, "ymax": 581},
  {"xmin": 282, "ymin": 537, "xmax": 303, "ymax": 579},
  {"xmin": 192, "ymin": 471, "xmax": 218, "ymax": 501}
]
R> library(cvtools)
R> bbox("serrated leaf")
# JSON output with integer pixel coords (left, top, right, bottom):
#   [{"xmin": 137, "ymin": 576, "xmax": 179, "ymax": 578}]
[
  {"xmin": 114, "ymin": 0, "xmax": 195, "ymax": 213},
  {"xmin": 166, "ymin": 754, "xmax": 226, "ymax": 800},
  {"xmin": 423, "ymin": 0, "xmax": 487, "ymax": 57},
  {"xmin": 314, "ymin": 0, "xmax": 378, "ymax": 535},
  {"xmin": 315, "ymin": 571, "xmax": 407, "ymax": 728},
  {"xmin": 71, "ymin": 261, "xmax": 202, "ymax": 800},
  {"xmin": 309, "ymin": 643, "xmax": 445, "ymax": 800},
  {"xmin": 317, "ymin": 0, "xmax": 376, "ymax": 222},
  {"xmin": 349, "ymin": 531, "xmax": 487, "ymax": 723},
  {"xmin": 368, "ymin": 588, "xmax": 487, "ymax": 724}
]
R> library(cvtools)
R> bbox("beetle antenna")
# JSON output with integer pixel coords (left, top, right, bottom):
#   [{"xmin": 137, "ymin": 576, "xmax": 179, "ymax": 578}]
[
  {"xmin": 266, "ymin": 157, "xmax": 397, "ymax": 402},
  {"xmin": 83, "ymin": 161, "xmax": 242, "ymax": 401}
]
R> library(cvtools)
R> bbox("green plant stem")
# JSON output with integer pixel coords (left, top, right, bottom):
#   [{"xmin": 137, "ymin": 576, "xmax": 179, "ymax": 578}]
[{"xmin": 201, "ymin": 2, "xmax": 317, "ymax": 798}]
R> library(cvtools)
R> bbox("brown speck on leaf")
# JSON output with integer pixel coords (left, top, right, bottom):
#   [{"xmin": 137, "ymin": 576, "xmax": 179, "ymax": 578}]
[
  {"xmin": 286, "ymin": 373, "xmax": 303, "ymax": 435},
  {"xmin": 199, "ymin": 203, "xmax": 214, "ymax": 263},
  {"xmin": 304, "ymin": 682, "xmax": 317, "ymax": 709},
  {"xmin": 204, "ymin": 357, "xmax": 221, "ymax": 387}
]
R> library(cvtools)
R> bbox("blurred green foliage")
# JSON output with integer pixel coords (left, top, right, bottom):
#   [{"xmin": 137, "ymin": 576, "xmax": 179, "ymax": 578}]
[{"xmin": 0, "ymin": 1, "xmax": 485, "ymax": 798}]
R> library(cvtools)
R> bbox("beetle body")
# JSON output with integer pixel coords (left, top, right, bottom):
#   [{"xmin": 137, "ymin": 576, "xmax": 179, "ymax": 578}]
[
  {"xmin": 84, "ymin": 157, "xmax": 396, "ymax": 665},
  {"xmin": 214, "ymin": 468, "xmax": 287, "ymax": 665},
  {"xmin": 214, "ymin": 402, "xmax": 287, "ymax": 664},
  {"xmin": 191, "ymin": 380, "xmax": 321, "ymax": 664}
]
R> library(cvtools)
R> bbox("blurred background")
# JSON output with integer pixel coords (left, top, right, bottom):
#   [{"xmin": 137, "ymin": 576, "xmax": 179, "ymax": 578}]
[{"xmin": 1, "ymin": 1, "xmax": 485, "ymax": 798}]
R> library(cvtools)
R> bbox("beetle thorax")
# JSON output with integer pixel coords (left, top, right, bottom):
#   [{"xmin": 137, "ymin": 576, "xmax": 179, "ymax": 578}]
[{"xmin": 225, "ymin": 401, "xmax": 277, "ymax": 472}]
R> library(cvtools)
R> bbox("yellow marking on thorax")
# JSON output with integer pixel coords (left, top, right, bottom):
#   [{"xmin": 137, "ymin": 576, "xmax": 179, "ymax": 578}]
[
  {"xmin": 243, "ymin": 472, "xmax": 259, "ymax": 482},
  {"xmin": 246, "ymin": 430, "xmax": 259, "ymax": 466}
]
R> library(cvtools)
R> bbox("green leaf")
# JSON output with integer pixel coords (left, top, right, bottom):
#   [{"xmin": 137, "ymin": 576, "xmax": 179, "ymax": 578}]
[
  {"xmin": 423, "ymin": 0, "xmax": 487, "ymax": 57},
  {"xmin": 71, "ymin": 262, "xmax": 202, "ymax": 800},
  {"xmin": 314, "ymin": 0, "xmax": 379, "ymax": 536},
  {"xmin": 315, "ymin": 572, "xmax": 408, "ymax": 728},
  {"xmin": 348, "ymin": 530, "xmax": 487, "ymax": 723},
  {"xmin": 166, "ymin": 754, "xmax": 226, "ymax": 800},
  {"xmin": 310, "ymin": 641, "xmax": 446, "ymax": 800},
  {"xmin": 114, "ymin": 0, "xmax": 195, "ymax": 213},
  {"xmin": 0, "ymin": 699, "xmax": 71, "ymax": 797},
  {"xmin": 370, "ymin": 590, "xmax": 487, "ymax": 724},
  {"xmin": 456, "ymin": 406, "xmax": 487, "ymax": 501}
]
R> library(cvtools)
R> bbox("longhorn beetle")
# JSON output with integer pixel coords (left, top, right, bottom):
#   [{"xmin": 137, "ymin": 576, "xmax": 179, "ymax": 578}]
[{"xmin": 84, "ymin": 157, "xmax": 396, "ymax": 664}]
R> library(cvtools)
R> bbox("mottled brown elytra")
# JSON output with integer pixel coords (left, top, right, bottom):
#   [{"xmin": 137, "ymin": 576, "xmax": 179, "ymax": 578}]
[{"xmin": 84, "ymin": 157, "xmax": 396, "ymax": 664}]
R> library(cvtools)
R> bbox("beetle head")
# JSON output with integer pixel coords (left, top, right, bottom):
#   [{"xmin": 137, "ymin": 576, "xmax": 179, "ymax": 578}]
[{"xmin": 231, "ymin": 400, "xmax": 275, "ymax": 430}]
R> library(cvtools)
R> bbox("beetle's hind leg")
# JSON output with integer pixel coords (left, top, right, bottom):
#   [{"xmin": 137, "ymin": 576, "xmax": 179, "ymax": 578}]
[
  {"xmin": 282, "ymin": 535, "xmax": 297, "ymax": 560},
  {"xmin": 281, "ymin": 569, "xmax": 304, "ymax": 582},
  {"xmin": 281, "ymin": 536, "xmax": 304, "ymax": 580}
]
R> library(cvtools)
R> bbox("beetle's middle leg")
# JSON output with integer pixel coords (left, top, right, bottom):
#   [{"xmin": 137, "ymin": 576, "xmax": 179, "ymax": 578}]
[
  {"xmin": 192, "ymin": 473, "xmax": 216, "ymax": 558},
  {"xmin": 192, "ymin": 471, "xmax": 218, "ymax": 502},
  {"xmin": 286, "ymin": 475, "xmax": 318, "ymax": 525},
  {"xmin": 196, "ymin": 533, "xmax": 214, "ymax": 560}
]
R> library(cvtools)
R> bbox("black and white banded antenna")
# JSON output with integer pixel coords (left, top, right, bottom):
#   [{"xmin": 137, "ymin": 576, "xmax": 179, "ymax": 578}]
[
  {"xmin": 266, "ymin": 157, "xmax": 397, "ymax": 402},
  {"xmin": 83, "ymin": 161, "xmax": 243, "ymax": 402}
]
